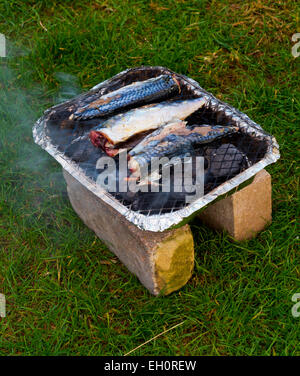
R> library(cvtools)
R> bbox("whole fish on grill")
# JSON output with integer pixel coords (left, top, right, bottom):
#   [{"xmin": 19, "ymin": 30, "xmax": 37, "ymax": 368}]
[
  {"xmin": 127, "ymin": 121, "xmax": 239, "ymax": 181},
  {"xmin": 70, "ymin": 74, "xmax": 181, "ymax": 120},
  {"xmin": 89, "ymin": 97, "xmax": 207, "ymax": 156}
]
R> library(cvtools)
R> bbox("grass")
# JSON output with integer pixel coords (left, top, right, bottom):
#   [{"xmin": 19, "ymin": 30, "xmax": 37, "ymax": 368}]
[{"xmin": 0, "ymin": 0, "xmax": 299, "ymax": 356}]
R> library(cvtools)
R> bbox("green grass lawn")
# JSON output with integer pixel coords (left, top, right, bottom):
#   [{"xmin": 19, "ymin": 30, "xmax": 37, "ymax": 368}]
[{"xmin": 0, "ymin": 0, "xmax": 299, "ymax": 355}]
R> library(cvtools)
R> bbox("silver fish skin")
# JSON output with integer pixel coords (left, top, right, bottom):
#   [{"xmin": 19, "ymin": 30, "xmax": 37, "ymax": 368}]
[
  {"xmin": 128, "ymin": 121, "xmax": 239, "ymax": 180},
  {"xmin": 89, "ymin": 97, "xmax": 207, "ymax": 156},
  {"xmin": 72, "ymin": 74, "xmax": 180, "ymax": 120}
]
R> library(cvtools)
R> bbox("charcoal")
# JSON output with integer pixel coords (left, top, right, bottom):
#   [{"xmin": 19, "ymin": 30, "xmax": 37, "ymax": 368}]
[
  {"xmin": 208, "ymin": 143, "xmax": 247, "ymax": 179},
  {"xmin": 33, "ymin": 66, "xmax": 273, "ymax": 223},
  {"xmin": 124, "ymin": 169, "xmax": 213, "ymax": 212}
]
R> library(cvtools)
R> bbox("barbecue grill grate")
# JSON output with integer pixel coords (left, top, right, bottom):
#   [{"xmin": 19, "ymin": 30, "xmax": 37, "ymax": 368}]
[{"xmin": 33, "ymin": 66, "xmax": 279, "ymax": 231}]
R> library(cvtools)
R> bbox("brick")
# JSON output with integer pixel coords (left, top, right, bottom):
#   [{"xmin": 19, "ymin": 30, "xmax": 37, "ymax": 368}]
[
  {"xmin": 62, "ymin": 169, "xmax": 194, "ymax": 295},
  {"xmin": 198, "ymin": 169, "xmax": 272, "ymax": 241}
]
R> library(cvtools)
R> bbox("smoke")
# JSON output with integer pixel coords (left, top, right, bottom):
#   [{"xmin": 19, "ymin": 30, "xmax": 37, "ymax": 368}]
[
  {"xmin": 0, "ymin": 41, "xmax": 82, "ymax": 218},
  {"xmin": 0, "ymin": 41, "xmax": 252, "ymax": 219},
  {"xmin": 54, "ymin": 72, "xmax": 81, "ymax": 104}
]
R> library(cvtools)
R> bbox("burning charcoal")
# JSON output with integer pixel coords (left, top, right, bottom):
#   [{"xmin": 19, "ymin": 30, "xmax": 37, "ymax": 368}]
[
  {"xmin": 127, "ymin": 167, "xmax": 213, "ymax": 212},
  {"xmin": 209, "ymin": 143, "xmax": 248, "ymax": 179},
  {"xmin": 64, "ymin": 135, "xmax": 103, "ymax": 163},
  {"xmin": 32, "ymin": 66, "xmax": 275, "ymax": 227},
  {"xmin": 130, "ymin": 187, "xmax": 187, "ymax": 213}
]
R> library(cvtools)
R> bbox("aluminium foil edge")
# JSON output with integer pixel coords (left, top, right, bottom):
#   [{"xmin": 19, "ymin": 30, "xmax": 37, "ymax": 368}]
[{"xmin": 33, "ymin": 66, "xmax": 280, "ymax": 232}]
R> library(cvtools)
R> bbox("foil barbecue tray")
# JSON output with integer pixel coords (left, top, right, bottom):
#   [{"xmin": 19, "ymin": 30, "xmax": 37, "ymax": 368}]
[{"xmin": 33, "ymin": 66, "xmax": 280, "ymax": 232}]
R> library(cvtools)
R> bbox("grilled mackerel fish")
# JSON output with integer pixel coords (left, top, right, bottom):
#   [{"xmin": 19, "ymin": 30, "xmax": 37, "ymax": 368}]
[
  {"xmin": 128, "ymin": 121, "xmax": 239, "ymax": 180},
  {"xmin": 71, "ymin": 74, "xmax": 180, "ymax": 120},
  {"xmin": 89, "ymin": 97, "xmax": 207, "ymax": 156}
]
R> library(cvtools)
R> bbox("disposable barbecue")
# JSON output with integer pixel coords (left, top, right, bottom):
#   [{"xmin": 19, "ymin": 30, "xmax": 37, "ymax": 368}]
[{"xmin": 33, "ymin": 66, "xmax": 280, "ymax": 232}]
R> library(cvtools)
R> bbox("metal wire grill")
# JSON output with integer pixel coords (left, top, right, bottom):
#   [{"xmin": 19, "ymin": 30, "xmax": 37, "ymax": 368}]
[
  {"xmin": 110, "ymin": 132, "xmax": 267, "ymax": 215},
  {"xmin": 41, "ymin": 67, "xmax": 270, "ymax": 217}
]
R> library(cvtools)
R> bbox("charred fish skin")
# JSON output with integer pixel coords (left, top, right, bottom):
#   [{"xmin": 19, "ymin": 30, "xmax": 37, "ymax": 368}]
[
  {"xmin": 89, "ymin": 97, "xmax": 207, "ymax": 155},
  {"xmin": 72, "ymin": 75, "xmax": 180, "ymax": 120},
  {"xmin": 182, "ymin": 124, "xmax": 239, "ymax": 145},
  {"xmin": 128, "ymin": 122, "xmax": 239, "ymax": 178},
  {"xmin": 129, "ymin": 122, "xmax": 239, "ymax": 159}
]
